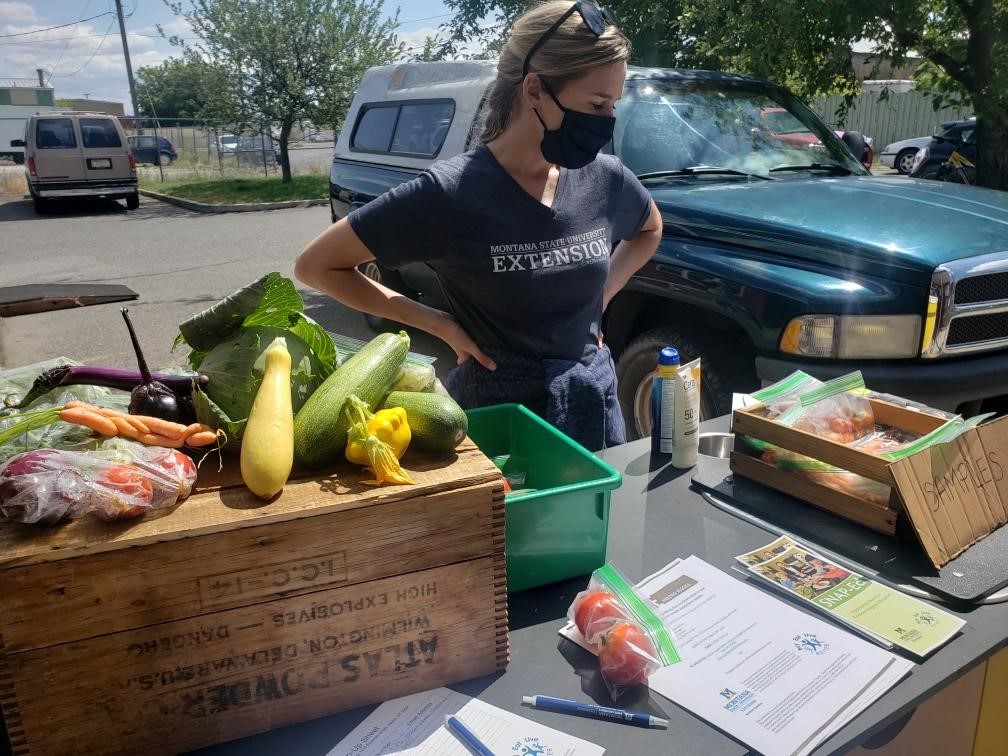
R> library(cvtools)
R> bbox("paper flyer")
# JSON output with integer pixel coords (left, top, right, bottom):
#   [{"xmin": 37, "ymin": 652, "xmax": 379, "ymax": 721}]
[
  {"xmin": 736, "ymin": 536, "xmax": 965, "ymax": 657},
  {"xmin": 559, "ymin": 556, "xmax": 913, "ymax": 756},
  {"xmin": 326, "ymin": 687, "xmax": 605, "ymax": 756}
]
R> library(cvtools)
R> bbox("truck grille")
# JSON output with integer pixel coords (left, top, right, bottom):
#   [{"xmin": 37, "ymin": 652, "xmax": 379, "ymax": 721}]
[
  {"xmin": 947, "ymin": 312, "xmax": 1008, "ymax": 346},
  {"xmin": 927, "ymin": 255, "xmax": 1008, "ymax": 357},
  {"xmin": 954, "ymin": 272, "xmax": 1008, "ymax": 305}
]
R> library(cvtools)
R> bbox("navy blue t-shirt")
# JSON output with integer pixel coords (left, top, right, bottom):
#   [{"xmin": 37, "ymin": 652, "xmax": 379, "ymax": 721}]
[{"xmin": 349, "ymin": 145, "xmax": 651, "ymax": 361}]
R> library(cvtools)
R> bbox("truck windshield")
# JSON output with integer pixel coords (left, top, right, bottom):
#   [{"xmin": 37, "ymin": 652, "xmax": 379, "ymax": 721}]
[{"xmin": 614, "ymin": 79, "xmax": 866, "ymax": 179}]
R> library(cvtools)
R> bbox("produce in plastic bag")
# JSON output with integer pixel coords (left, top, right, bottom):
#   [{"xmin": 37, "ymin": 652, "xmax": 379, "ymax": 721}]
[
  {"xmin": 0, "ymin": 440, "xmax": 197, "ymax": 524},
  {"xmin": 779, "ymin": 372, "xmax": 874, "ymax": 444},
  {"xmin": 746, "ymin": 437, "xmax": 891, "ymax": 506},
  {"xmin": 749, "ymin": 370, "xmax": 823, "ymax": 419},
  {"xmin": 391, "ymin": 361, "xmax": 436, "ymax": 393},
  {"xmin": 567, "ymin": 564, "xmax": 680, "ymax": 700}
]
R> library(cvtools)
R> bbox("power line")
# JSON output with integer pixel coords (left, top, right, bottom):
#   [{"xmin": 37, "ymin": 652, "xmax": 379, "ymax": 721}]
[
  {"xmin": 396, "ymin": 12, "xmax": 453, "ymax": 27},
  {"xmin": 47, "ymin": 0, "xmax": 93, "ymax": 83},
  {"xmin": 0, "ymin": 11, "xmax": 113, "ymax": 38},
  {"xmin": 57, "ymin": 17, "xmax": 116, "ymax": 78},
  {"xmin": 0, "ymin": 32, "xmax": 196, "ymax": 46}
]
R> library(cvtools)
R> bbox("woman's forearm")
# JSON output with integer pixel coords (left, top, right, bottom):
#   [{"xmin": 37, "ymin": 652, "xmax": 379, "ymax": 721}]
[
  {"xmin": 603, "ymin": 203, "xmax": 663, "ymax": 311},
  {"xmin": 297, "ymin": 265, "xmax": 452, "ymax": 340}
]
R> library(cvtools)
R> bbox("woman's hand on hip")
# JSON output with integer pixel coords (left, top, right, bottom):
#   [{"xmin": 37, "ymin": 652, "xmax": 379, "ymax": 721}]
[{"xmin": 434, "ymin": 312, "xmax": 496, "ymax": 371}]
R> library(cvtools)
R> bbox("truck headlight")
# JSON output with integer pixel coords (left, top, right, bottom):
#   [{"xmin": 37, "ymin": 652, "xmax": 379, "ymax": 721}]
[
  {"xmin": 780, "ymin": 315, "xmax": 922, "ymax": 358},
  {"xmin": 910, "ymin": 147, "xmax": 928, "ymax": 173}
]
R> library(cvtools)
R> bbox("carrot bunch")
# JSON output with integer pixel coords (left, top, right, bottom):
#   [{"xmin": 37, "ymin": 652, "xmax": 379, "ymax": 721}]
[{"xmin": 0, "ymin": 401, "xmax": 220, "ymax": 449}]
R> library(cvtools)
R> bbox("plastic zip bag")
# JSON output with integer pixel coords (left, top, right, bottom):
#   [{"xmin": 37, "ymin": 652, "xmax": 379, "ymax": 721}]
[
  {"xmin": 749, "ymin": 370, "xmax": 823, "ymax": 419},
  {"xmin": 567, "ymin": 563, "xmax": 680, "ymax": 700},
  {"xmin": 778, "ymin": 371, "xmax": 875, "ymax": 444},
  {"xmin": 0, "ymin": 439, "xmax": 197, "ymax": 524}
]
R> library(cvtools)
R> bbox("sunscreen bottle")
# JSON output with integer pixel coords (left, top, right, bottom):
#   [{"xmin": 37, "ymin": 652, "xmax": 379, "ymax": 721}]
[{"xmin": 651, "ymin": 347, "xmax": 679, "ymax": 456}]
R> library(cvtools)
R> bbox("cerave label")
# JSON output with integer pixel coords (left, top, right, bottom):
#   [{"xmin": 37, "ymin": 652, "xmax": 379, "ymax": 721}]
[
  {"xmin": 197, "ymin": 551, "xmax": 348, "ymax": 608},
  {"xmin": 4, "ymin": 559, "xmax": 503, "ymax": 755}
]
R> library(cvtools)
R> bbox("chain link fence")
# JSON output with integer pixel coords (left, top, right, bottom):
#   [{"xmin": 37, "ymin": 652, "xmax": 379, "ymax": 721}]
[{"xmin": 119, "ymin": 117, "xmax": 281, "ymax": 177}]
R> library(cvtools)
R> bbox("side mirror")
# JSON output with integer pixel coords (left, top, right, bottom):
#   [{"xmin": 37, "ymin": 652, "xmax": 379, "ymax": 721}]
[
  {"xmin": 840, "ymin": 130, "xmax": 866, "ymax": 160},
  {"xmin": 10, "ymin": 139, "xmax": 25, "ymax": 147}
]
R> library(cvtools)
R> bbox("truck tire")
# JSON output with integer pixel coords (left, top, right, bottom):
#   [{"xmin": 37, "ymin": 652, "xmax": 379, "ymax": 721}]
[
  {"xmin": 31, "ymin": 194, "xmax": 48, "ymax": 214},
  {"xmin": 615, "ymin": 327, "xmax": 739, "ymax": 440},
  {"xmin": 126, "ymin": 193, "xmax": 140, "ymax": 210},
  {"xmin": 359, "ymin": 261, "xmax": 416, "ymax": 332}
]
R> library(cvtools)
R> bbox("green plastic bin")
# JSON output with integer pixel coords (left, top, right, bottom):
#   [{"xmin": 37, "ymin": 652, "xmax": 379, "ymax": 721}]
[{"xmin": 465, "ymin": 404, "xmax": 622, "ymax": 593}]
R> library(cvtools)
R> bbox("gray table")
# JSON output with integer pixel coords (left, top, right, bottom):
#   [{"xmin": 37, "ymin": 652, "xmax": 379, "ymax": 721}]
[
  {"xmin": 6, "ymin": 419, "xmax": 1004, "ymax": 755},
  {"xmin": 190, "ymin": 417, "xmax": 1008, "ymax": 755}
]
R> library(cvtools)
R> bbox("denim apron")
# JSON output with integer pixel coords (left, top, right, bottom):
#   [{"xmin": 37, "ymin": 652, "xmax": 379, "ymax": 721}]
[{"xmin": 444, "ymin": 343, "xmax": 626, "ymax": 452}]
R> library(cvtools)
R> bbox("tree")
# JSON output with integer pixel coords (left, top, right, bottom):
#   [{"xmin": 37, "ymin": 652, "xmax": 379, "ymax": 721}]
[
  {"xmin": 165, "ymin": 0, "xmax": 400, "ymax": 182},
  {"xmin": 444, "ymin": 0, "xmax": 1008, "ymax": 190},
  {"xmin": 134, "ymin": 57, "xmax": 232, "ymax": 120}
]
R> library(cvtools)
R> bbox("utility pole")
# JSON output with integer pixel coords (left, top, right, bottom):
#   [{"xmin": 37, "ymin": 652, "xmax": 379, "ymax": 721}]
[{"xmin": 114, "ymin": 0, "xmax": 141, "ymax": 118}]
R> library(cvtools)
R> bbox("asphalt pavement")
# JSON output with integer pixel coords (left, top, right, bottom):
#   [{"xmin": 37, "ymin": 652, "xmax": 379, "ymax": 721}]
[{"xmin": 0, "ymin": 194, "xmax": 455, "ymax": 376}]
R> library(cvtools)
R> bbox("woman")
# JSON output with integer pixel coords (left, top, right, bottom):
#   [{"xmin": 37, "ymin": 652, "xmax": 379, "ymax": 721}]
[{"xmin": 295, "ymin": 1, "xmax": 662, "ymax": 450}]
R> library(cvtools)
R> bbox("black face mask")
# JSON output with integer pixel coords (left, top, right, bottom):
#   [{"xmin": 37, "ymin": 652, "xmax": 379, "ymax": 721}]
[{"xmin": 533, "ymin": 83, "xmax": 615, "ymax": 169}]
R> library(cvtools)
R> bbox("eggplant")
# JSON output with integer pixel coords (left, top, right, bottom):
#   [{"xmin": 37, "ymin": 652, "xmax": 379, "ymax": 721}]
[
  {"xmin": 5, "ymin": 365, "xmax": 208, "ymax": 411},
  {"xmin": 120, "ymin": 308, "xmax": 187, "ymax": 421}
]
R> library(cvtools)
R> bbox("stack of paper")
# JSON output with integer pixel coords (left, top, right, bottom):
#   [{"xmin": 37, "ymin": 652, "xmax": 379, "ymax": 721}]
[
  {"xmin": 561, "ymin": 557, "xmax": 915, "ymax": 756},
  {"xmin": 327, "ymin": 688, "xmax": 605, "ymax": 755}
]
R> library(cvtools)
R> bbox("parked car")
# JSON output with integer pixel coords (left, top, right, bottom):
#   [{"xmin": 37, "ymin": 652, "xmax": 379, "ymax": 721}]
[
  {"xmin": 216, "ymin": 133, "xmax": 238, "ymax": 153},
  {"xmin": 880, "ymin": 119, "xmax": 969, "ymax": 174},
  {"xmin": 331, "ymin": 61, "xmax": 1008, "ymax": 436},
  {"xmin": 10, "ymin": 110, "xmax": 138, "ymax": 213},
  {"xmin": 236, "ymin": 134, "xmax": 279, "ymax": 167},
  {"xmin": 127, "ymin": 134, "xmax": 176, "ymax": 165},
  {"xmin": 760, "ymin": 107, "xmax": 874, "ymax": 170},
  {"xmin": 910, "ymin": 118, "xmax": 978, "ymax": 180}
]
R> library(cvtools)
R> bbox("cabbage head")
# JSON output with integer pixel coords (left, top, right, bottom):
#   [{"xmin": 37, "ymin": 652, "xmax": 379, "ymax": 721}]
[{"xmin": 194, "ymin": 326, "xmax": 326, "ymax": 446}]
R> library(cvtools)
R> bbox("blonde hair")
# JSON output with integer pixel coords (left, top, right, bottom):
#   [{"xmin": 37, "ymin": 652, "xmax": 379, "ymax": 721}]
[{"xmin": 479, "ymin": 1, "xmax": 631, "ymax": 143}]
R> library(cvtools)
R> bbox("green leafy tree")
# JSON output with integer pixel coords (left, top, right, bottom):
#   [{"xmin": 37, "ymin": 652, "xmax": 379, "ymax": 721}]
[
  {"xmin": 445, "ymin": 0, "xmax": 1008, "ymax": 190},
  {"xmin": 165, "ymin": 0, "xmax": 401, "ymax": 182},
  {"xmin": 135, "ymin": 57, "xmax": 233, "ymax": 120}
]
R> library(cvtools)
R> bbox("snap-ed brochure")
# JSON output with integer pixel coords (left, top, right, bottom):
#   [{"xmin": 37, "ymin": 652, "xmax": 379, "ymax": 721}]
[{"xmin": 736, "ymin": 536, "xmax": 965, "ymax": 657}]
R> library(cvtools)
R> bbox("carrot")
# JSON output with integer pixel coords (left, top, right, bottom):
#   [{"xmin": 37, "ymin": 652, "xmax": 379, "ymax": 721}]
[
  {"xmin": 185, "ymin": 430, "xmax": 220, "ymax": 447},
  {"xmin": 59, "ymin": 407, "xmax": 118, "ymax": 437},
  {"xmin": 64, "ymin": 401, "xmax": 192, "ymax": 439}
]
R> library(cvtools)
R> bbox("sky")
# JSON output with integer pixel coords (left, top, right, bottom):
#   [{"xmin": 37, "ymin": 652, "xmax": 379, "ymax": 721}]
[{"xmin": 0, "ymin": 0, "xmax": 455, "ymax": 112}]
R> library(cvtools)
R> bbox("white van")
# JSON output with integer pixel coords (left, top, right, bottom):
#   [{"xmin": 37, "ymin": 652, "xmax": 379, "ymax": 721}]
[{"xmin": 12, "ymin": 111, "xmax": 138, "ymax": 213}]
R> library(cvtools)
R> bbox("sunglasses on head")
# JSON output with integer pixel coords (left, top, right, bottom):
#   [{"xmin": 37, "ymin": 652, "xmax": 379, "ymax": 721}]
[{"xmin": 522, "ymin": 1, "xmax": 614, "ymax": 78}]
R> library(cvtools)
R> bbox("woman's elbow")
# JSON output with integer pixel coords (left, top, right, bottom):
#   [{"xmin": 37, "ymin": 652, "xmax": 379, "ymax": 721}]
[{"xmin": 293, "ymin": 250, "xmax": 316, "ymax": 288}]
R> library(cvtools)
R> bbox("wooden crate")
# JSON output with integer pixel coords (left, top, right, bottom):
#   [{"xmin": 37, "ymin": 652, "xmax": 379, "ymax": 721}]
[
  {"xmin": 0, "ymin": 439, "xmax": 508, "ymax": 755},
  {"xmin": 730, "ymin": 398, "xmax": 950, "ymax": 534}
]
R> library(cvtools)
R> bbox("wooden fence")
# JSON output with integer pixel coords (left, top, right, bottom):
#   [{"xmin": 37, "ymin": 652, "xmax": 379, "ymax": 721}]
[{"xmin": 810, "ymin": 91, "xmax": 972, "ymax": 149}]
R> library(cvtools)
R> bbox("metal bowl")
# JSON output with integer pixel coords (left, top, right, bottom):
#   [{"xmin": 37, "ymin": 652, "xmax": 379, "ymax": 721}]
[{"xmin": 698, "ymin": 432, "xmax": 734, "ymax": 459}]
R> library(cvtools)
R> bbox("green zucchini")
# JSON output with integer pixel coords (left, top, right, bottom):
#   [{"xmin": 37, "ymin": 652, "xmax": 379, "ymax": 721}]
[
  {"xmin": 293, "ymin": 331, "xmax": 409, "ymax": 468},
  {"xmin": 382, "ymin": 390, "xmax": 468, "ymax": 454}
]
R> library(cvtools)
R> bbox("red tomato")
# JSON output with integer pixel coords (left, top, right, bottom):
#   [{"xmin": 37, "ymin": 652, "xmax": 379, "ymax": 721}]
[
  {"xmin": 149, "ymin": 449, "xmax": 198, "ymax": 502},
  {"xmin": 598, "ymin": 622, "xmax": 657, "ymax": 687},
  {"xmin": 574, "ymin": 590, "xmax": 626, "ymax": 642},
  {"xmin": 96, "ymin": 464, "xmax": 153, "ymax": 519}
]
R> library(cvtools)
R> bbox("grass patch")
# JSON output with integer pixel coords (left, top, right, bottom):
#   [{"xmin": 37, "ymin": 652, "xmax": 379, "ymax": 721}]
[{"xmin": 143, "ymin": 174, "xmax": 327, "ymax": 204}]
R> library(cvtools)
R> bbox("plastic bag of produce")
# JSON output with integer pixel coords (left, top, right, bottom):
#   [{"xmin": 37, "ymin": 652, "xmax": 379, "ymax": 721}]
[
  {"xmin": 567, "ymin": 563, "xmax": 680, "ymax": 700},
  {"xmin": 778, "ymin": 371, "xmax": 875, "ymax": 444},
  {"xmin": 0, "ymin": 439, "xmax": 196, "ymax": 524},
  {"xmin": 749, "ymin": 370, "xmax": 823, "ymax": 419}
]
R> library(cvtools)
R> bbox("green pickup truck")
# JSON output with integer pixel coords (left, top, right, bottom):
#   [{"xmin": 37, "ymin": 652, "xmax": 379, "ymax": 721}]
[{"xmin": 329, "ymin": 61, "xmax": 1008, "ymax": 438}]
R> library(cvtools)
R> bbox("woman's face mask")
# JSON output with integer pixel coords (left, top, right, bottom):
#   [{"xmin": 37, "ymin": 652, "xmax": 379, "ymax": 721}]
[{"xmin": 533, "ymin": 82, "xmax": 615, "ymax": 169}]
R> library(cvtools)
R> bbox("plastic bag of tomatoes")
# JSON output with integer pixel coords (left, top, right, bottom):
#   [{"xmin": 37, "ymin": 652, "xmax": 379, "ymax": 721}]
[
  {"xmin": 0, "ymin": 438, "xmax": 197, "ymax": 524},
  {"xmin": 568, "ymin": 564, "xmax": 681, "ymax": 700},
  {"xmin": 779, "ymin": 372, "xmax": 875, "ymax": 445}
]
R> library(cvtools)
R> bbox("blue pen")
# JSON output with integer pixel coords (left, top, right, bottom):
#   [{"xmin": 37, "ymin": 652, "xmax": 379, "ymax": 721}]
[
  {"xmin": 522, "ymin": 694, "xmax": 669, "ymax": 729},
  {"xmin": 444, "ymin": 714, "xmax": 495, "ymax": 756}
]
